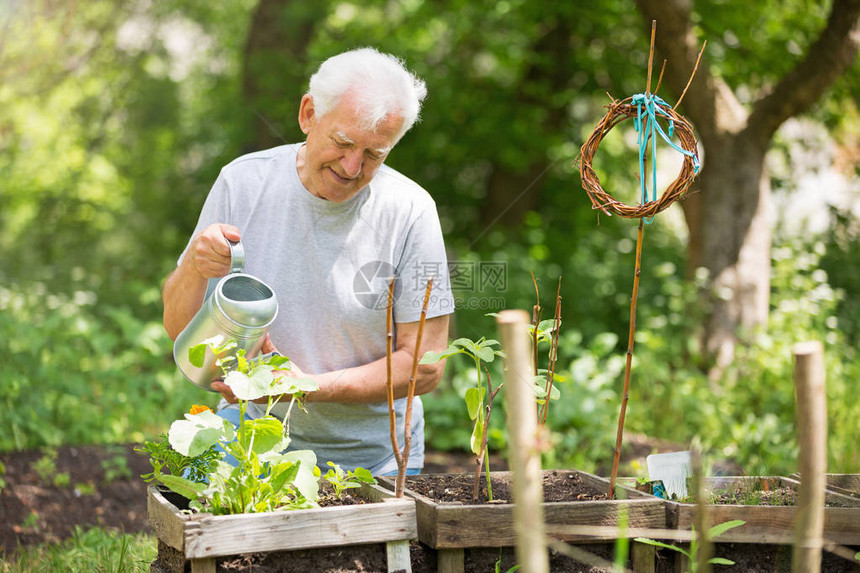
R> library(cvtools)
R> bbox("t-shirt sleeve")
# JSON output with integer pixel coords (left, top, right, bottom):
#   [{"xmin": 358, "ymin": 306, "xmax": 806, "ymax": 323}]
[
  {"xmin": 177, "ymin": 170, "xmax": 233, "ymax": 266},
  {"xmin": 393, "ymin": 201, "xmax": 455, "ymax": 323}
]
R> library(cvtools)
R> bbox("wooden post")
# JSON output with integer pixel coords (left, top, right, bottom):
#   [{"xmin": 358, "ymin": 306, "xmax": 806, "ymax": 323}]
[
  {"xmin": 792, "ymin": 340, "xmax": 827, "ymax": 573},
  {"xmin": 190, "ymin": 558, "xmax": 216, "ymax": 573},
  {"xmin": 497, "ymin": 310, "xmax": 549, "ymax": 573},
  {"xmin": 386, "ymin": 539, "xmax": 412, "ymax": 573}
]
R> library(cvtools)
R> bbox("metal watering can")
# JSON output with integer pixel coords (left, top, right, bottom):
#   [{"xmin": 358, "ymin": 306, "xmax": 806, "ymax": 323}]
[{"xmin": 173, "ymin": 240, "xmax": 279, "ymax": 390}]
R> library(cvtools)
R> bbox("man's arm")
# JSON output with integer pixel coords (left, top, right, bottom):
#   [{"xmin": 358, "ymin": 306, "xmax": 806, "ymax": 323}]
[
  {"xmin": 211, "ymin": 314, "xmax": 451, "ymax": 405},
  {"xmin": 309, "ymin": 314, "xmax": 451, "ymax": 403},
  {"xmin": 162, "ymin": 223, "xmax": 240, "ymax": 340}
]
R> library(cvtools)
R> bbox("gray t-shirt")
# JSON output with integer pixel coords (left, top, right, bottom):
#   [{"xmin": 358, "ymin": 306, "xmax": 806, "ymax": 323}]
[{"xmin": 180, "ymin": 143, "xmax": 454, "ymax": 474}]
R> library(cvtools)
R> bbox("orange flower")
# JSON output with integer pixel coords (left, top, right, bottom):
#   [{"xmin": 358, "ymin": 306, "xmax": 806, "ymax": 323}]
[{"xmin": 189, "ymin": 404, "xmax": 212, "ymax": 415}]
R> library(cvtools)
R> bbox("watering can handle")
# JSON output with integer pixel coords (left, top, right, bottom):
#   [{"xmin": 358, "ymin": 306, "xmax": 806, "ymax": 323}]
[{"xmin": 228, "ymin": 239, "xmax": 245, "ymax": 274}]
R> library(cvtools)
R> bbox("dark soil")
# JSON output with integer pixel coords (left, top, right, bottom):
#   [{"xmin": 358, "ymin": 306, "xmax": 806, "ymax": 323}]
[
  {"xmin": 14, "ymin": 439, "xmax": 848, "ymax": 573},
  {"xmin": 404, "ymin": 470, "xmax": 609, "ymax": 504},
  {"xmin": 0, "ymin": 444, "xmax": 483, "ymax": 558},
  {"xmin": 0, "ymin": 444, "xmax": 152, "ymax": 557}
]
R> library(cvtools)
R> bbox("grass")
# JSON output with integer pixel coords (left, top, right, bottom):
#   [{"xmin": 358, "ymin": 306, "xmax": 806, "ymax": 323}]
[{"xmin": 0, "ymin": 527, "xmax": 156, "ymax": 573}]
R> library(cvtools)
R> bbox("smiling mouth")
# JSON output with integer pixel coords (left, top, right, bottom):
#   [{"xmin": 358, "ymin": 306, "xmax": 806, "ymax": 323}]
[{"xmin": 328, "ymin": 167, "xmax": 357, "ymax": 184}]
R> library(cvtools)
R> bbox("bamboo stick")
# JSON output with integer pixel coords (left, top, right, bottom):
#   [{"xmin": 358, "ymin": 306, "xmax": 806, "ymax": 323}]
[
  {"xmin": 385, "ymin": 279, "xmax": 403, "ymax": 481},
  {"xmin": 609, "ymin": 218, "xmax": 645, "ymax": 498},
  {"xmin": 792, "ymin": 340, "xmax": 827, "ymax": 573},
  {"xmin": 396, "ymin": 278, "xmax": 433, "ymax": 497},
  {"xmin": 497, "ymin": 309, "xmax": 548, "ymax": 573}
]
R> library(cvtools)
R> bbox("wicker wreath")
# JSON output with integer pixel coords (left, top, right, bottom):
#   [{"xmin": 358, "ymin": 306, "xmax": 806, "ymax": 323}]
[{"xmin": 579, "ymin": 95, "xmax": 699, "ymax": 219}]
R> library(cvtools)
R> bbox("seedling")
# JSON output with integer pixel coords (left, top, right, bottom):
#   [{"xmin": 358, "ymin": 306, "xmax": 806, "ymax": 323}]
[
  {"xmin": 421, "ymin": 336, "xmax": 505, "ymax": 501},
  {"xmin": 527, "ymin": 273, "xmax": 563, "ymax": 426},
  {"xmin": 137, "ymin": 431, "xmax": 220, "ymax": 484},
  {"xmin": 100, "ymin": 446, "xmax": 132, "ymax": 483},
  {"xmin": 323, "ymin": 462, "xmax": 376, "ymax": 499},
  {"xmin": 32, "ymin": 449, "xmax": 70, "ymax": 488},
  {"xmin": 635, "ymin": 519, "xmax": 744, "ymax": 572}
]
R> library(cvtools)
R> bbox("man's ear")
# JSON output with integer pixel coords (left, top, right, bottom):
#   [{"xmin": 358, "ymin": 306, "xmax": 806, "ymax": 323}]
[{"xmin": 298, "ymin": 94, "xmax": 315, "ymax": 134}]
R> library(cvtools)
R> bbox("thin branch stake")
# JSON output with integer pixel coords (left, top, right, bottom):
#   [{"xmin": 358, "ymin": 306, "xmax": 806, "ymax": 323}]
[
  {"xmin": 609, "ymin": 218, "xmax": 645, "ymax": 498},
  {"xmin": 395, "ymin": 277, "xmax": 434, "ymax": 497},
  {"xmin": 674, "ymin": 41, "xmax": 707, "ymax": 110},
  {"xmin": 539, "ymin": 277, "xmax": 562, "ymax": 426},
  {"xmin": 531, "ymin": 270, "xmax": 541, "ymax": 377},
  {"xmin": 385, "ymin": 278, "xmax": 403, "ymax": 484},
  {"xmin": 646, "ymin": 20, "xmax": 656, "ymax": 93},
  {"xmin": 472, "ymin": 365, "xmax": 502, "ymax": 502},
  {"xmin": 653, "ymin": 59, "xmax": 667, "ymax": 95}
]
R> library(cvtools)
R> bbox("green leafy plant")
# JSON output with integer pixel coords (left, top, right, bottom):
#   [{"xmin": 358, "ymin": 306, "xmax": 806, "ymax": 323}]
[
  {"xmin": 101, "ymin": 446, "xmax": 132, "ymax": 483},
  {"xmin": 74, "ymin": 481, "xmax": 97, "ymax": 496},
  {"xmin": 150, "ymin": 337, "xmax": 323, "ymax": 514},
  {"xmin": 32, "ymin": 449, "xmax": 70, "ymax": 488},
  {"xmin": 136, "ymin": 431, "xmax": 220, "ymax": 484},
  {"xmin": 421, "ymin": 337, "xmax": 506, "ymax": 501},
  {"xmin": 323, "ymin": 462, "xmax": 376, "ymax": 499},
  {"xmin": 634, "ymin": 519, "xmax": 745, "ymax": 572},
  {"xmin": 148, "ymin": 337, "xmax": 374, "ymax": 516}
]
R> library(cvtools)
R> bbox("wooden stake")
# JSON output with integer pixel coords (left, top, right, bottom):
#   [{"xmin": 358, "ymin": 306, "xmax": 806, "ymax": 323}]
[
  {"xmin": 385, "ymin": 279, "xmax": 403, "ymax": 483},
  {"xmin": 646, "ymin": 20, "xmax": 656, "ymax": 94},
  {"xmin": 539, "ymin": 277, "xmax": 562, "ymax": 426},
  {"xmin": 609, "ymin": 218, "xmax": 645, "ymax": 498},
  {"xmin": 497, "ymin": 309, "xmax": 548, "ymax": 573},
  {"xmin": 792, "ymin": 340, "xmax": 827, "ymax": 573},
  {"xmin": 395, "ymin": 278, "xmax": 433, "ymax": 497},
  {"xmin": 531, "ymin": 270, "xmax": 541, "ymax": 378}
]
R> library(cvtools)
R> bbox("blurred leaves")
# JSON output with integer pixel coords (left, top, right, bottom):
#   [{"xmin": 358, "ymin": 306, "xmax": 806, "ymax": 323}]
[{"xmin": 0, "ymin": 0, "xmax": 858, "ymax": 478}]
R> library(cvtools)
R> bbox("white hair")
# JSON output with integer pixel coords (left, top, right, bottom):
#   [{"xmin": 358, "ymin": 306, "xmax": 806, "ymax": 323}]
[{"xmin": 308, "ymin": 48, "xmax": 427, "ymax": 141}]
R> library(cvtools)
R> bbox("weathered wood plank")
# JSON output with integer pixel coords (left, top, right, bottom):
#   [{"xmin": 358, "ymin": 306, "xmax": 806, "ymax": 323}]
[
  {"xmin": 385, "ymin": 539, "xmax": 411, "ymax": 573},
  {"xmin": 631, "ymin": 541, "xmax": 656, "ymax": 573},
  {"xmin": 189, "ymin": 557, "xmax": 216, "ymax": 573},
  {"xmin": 183, "ymin": 500, "xmax": 416, "ymax": 558},
  {"xmin": 669, "ymin": 476, "xmax": 860, "ymax": 545},
  {"xmin": 823, "ymin": 474, "xmax": 860, "ymax": 496},
  {"xmin": 436, "ymin": 548, "xmax": 464, "ymax": 573},
  {"xmin": 147, "ymin": 487, "xmax": 190, "ymax": 552},
  {"xmin": 393, "ymin": 470, "xmax": 666, "ymax": 549},
  {"xmin": 409, "ymin": 497, "xmax": 665, "ymax": 548},
  {"xmin": 149, "ymin": 485, "xmax": 416, "ymax": 559}
]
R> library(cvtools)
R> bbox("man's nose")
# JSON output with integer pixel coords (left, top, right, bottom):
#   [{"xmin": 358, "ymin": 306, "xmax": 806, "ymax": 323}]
[{"xmin": 341, "ymin": 149, "xmax": 363, "ymax": 178}]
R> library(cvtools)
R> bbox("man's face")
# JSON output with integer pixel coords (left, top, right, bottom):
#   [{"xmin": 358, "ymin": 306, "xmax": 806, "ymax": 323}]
[{"xmin": 297, "ymin": 94, "xmax": 404, "ymax": 203}]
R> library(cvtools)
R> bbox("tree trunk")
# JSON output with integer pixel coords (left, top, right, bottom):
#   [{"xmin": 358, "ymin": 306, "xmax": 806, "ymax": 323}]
[
  {"xmin": 634, "ymin": 0, "xmax": 860, "ymax": 369},
  {"xmin": 242, "ymin": 0, "xmax": 330, "ymax": 151},
  {"xmin": 695, "ymin": 137, "xmax": 771, "ymax": 368},
  {"xmin": 480, "ymin": 14, "xmax": 572, "ymax": 228}
]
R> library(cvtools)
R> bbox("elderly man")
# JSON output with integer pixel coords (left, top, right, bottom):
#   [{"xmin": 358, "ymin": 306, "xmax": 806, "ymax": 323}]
[{"xmin": 162, "ymin": 48, "xmax": 453, "ymax": 475}]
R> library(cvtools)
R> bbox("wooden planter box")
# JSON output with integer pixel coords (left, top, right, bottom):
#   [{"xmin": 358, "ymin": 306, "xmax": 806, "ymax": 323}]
[
  {"xmin": 667, "ymin": 476, "xmax": 860, "ymax": 545},
  {"xmin": 792, "ymin": 472, "xmax": 860, "ymax": 498},
  {"xmin": 380, "ymin": 469, "xmax": 666, "ymax": 573},
  {"xmin": 147, "ymin": 483, "xmax": 417, "ymax": 573}
]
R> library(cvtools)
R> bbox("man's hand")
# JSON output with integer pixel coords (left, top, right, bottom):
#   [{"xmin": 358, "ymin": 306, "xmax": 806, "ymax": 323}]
[
  {"xmin": 162, "ymin": 223, "xmax": 241, "ymax": 340},
  {"xmin": 187, "ymin": 223, "xmax": 241, "ymax": 280},
  {"xmin": 210, "ymin": 336, "xmax": 313, "ymax": 404}
]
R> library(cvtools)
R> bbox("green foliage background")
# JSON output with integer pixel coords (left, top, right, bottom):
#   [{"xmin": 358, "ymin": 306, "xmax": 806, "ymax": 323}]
[{"xmin": 1, "ymin": 0, "xmax": 858, "ymax": 478}]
